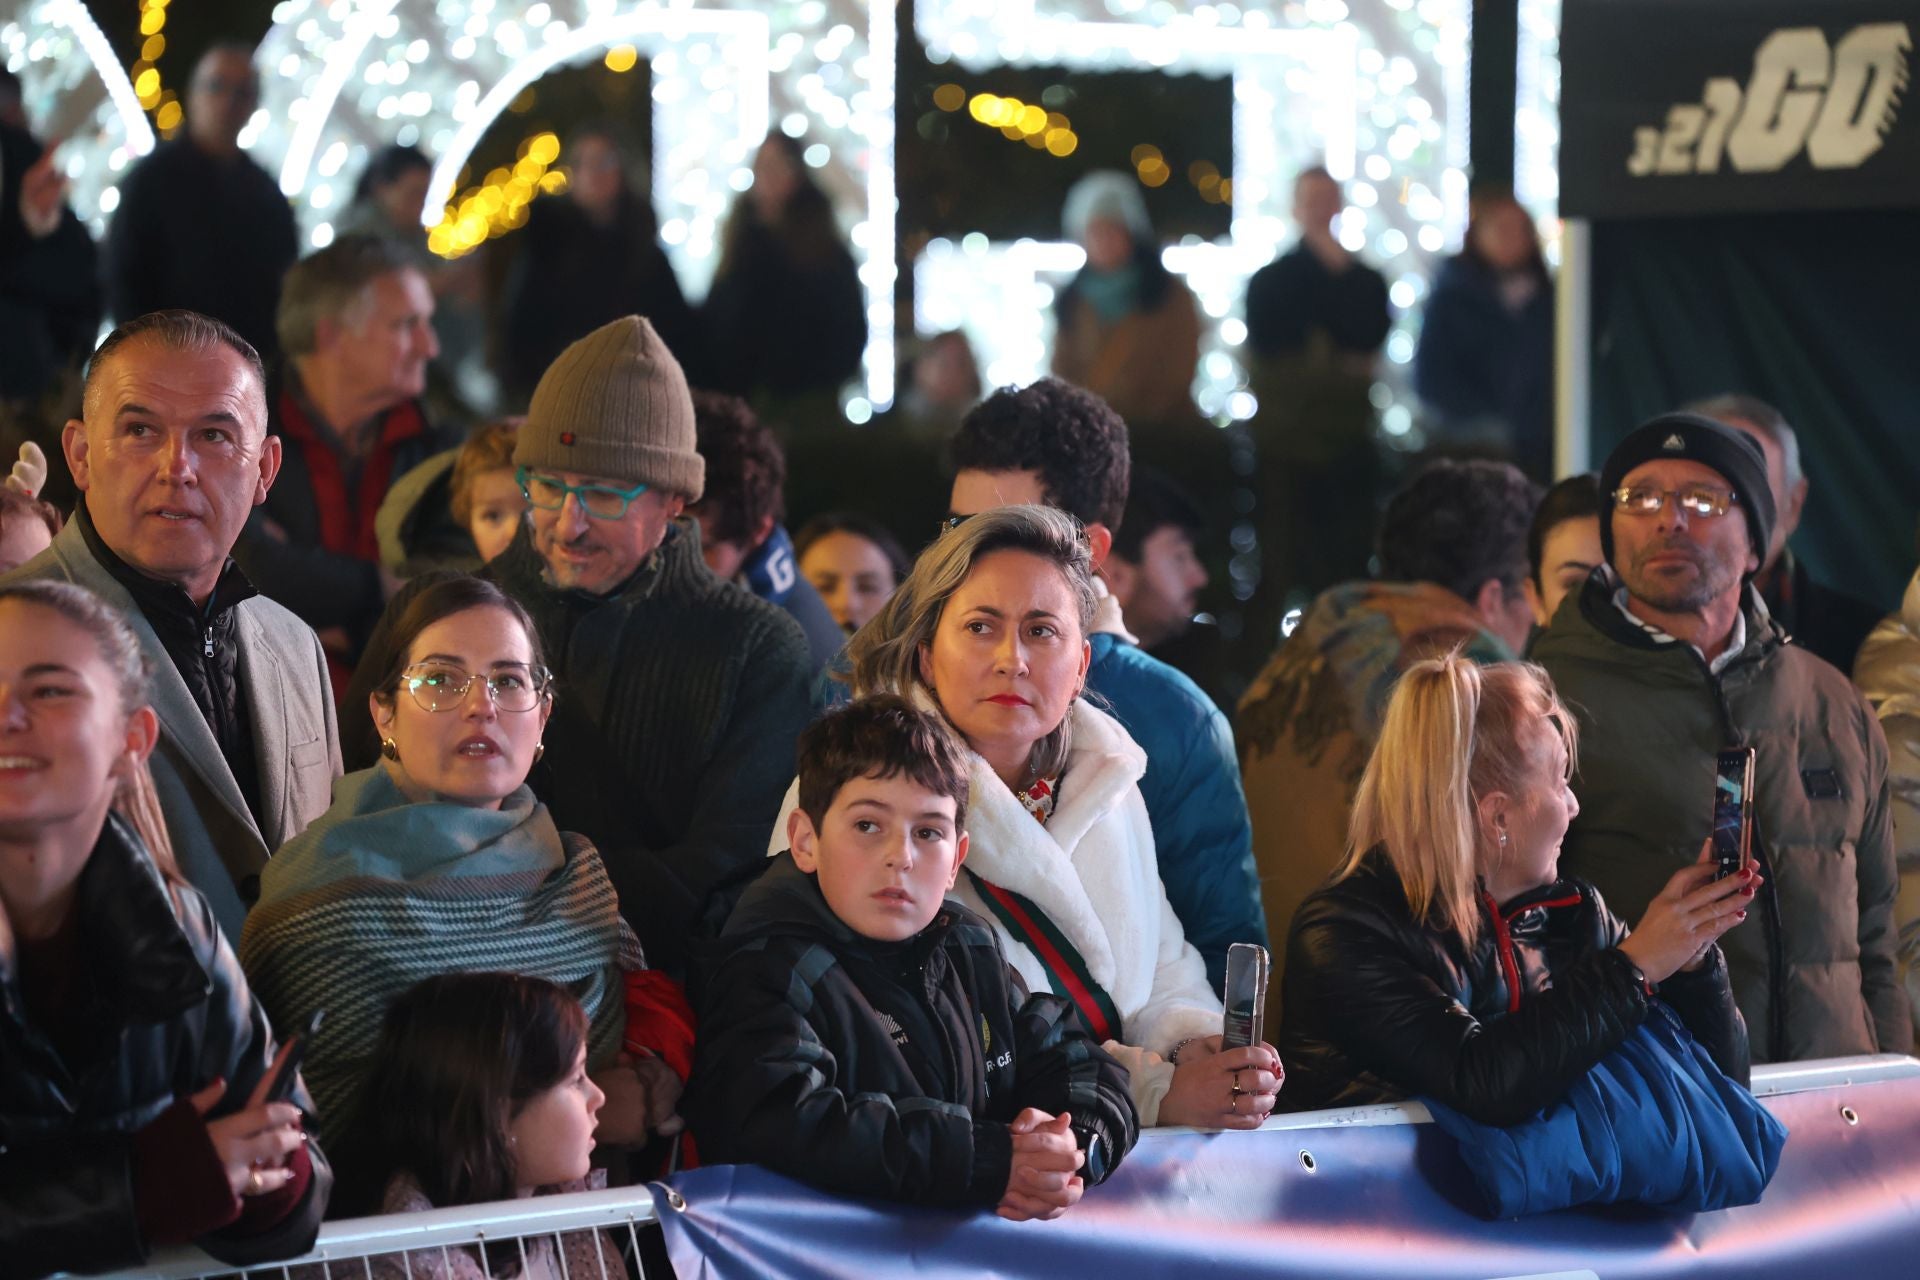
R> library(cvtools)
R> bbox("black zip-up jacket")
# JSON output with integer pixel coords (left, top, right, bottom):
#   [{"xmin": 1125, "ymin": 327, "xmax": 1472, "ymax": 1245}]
[
  {"xmin": 685, "ymin": 855, "xmax": 1139, "ymax": 1206},
  {"xmin": 1277, "ymin": 851, "xmax": 1748, "ymax": 1126},
  {"xmin": 77, "ymin": 503, "xmax": 264, "ymax": 830},
  {"xmin": 0, "ymin": 816, "xmax": 331, "ymax": 1277}
]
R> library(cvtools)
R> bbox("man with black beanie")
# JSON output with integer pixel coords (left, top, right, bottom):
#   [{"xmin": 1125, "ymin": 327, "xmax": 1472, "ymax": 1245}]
[{"xmin": 1534, "ymin": 412, "xmax": 1906, "ymax": 1063}]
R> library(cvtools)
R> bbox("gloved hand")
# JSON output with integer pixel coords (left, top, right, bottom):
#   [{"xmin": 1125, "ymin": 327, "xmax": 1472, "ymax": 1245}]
[{"xmin": 6, "ymin": 441, "xmax": 49, "ymax": 498}]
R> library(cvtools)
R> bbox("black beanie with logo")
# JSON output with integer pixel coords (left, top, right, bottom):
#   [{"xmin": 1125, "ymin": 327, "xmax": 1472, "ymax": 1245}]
[{"xmin": 1597, "ymin": 412, "xmax": 1775, "ymax": 572}]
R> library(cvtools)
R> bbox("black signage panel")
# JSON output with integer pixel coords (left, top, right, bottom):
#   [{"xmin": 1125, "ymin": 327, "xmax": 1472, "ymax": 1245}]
[{"xmin": 1560, "ymin": 0, "xmax": 1920, "ymax": 217}]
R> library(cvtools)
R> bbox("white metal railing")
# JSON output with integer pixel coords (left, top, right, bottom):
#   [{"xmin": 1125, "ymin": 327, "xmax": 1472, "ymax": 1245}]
[
  {"xmin": 87, "ymin": 1184, "xmax": 660, "ymax": 1280},
  {"xmin": 66, "ymin": 1055, "xmax": 1920, "ymax": 1280}
]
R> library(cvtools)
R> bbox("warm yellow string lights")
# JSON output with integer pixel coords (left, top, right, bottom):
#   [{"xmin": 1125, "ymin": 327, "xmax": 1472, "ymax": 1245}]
[
  {"xmin": 426, "ymin": 129, "xmax": 569, "ymax": 259},
  {"xmin": 132, "ymin": 0, "xmax": 182, "ymax": 136}
]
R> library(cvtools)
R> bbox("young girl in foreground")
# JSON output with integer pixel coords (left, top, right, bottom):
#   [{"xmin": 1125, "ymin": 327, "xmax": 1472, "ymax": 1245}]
[{"xmin": 340, "ymin": 972, "xmax": 625, "ymax": 1279}]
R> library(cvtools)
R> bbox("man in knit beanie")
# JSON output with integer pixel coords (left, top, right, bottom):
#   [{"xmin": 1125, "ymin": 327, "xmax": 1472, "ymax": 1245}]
[
  {"xmin": 488, "ymin": 315, "xmax": 812, "ymax": 976},
  {"xmin": 1534, "ymin": 411, "xmax": 1906, "ymax": 1065}
]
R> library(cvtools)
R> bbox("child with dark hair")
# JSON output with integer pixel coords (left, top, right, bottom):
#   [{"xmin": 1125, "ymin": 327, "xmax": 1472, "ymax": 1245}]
[
  {"xmin": 337, "ymin": 972, "xmax": 626, "ymax": 1277},
  {"xmin": 687, "ymin": 695, "xmax": 1138, "ymax": 1216}
]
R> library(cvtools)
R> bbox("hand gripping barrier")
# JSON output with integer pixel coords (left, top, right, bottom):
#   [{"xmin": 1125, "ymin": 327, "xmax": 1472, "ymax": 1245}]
[{"xmin": 80, "ymin": 1055, "xmax": 1920, "ymax": 1280}]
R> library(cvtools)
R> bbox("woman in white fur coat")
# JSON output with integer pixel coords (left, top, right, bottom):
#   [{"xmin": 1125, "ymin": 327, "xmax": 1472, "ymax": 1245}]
[{"xmin": 770, "ymin": 504, "xmax": 1282, "ymax": 1127}]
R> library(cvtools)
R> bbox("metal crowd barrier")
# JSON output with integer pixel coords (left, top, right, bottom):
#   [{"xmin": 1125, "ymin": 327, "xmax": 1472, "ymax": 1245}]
[
  {"xmin": 100, "ymin": 1184, "xmax": 660, "ymax": 1280},
  {"xmin": 71, "ymin": 1054, "xmax": 1920, "ymax": 1280}
]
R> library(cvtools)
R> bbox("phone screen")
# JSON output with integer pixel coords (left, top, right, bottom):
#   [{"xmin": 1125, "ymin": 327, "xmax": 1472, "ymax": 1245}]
[
  {"xmin": 1220, "ymin": 943, "xmax": 1269, "ymax": 1051},
  {"xmin": 1712, "ymin": 748, "xmax": 1755, "ymax": 880}
]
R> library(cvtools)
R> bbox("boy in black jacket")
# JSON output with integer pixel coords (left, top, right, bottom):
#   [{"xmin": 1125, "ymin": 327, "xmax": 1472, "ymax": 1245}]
[{"xmin": 686, "ymin": 696, "xmax": 1138, "ymax": 1217}]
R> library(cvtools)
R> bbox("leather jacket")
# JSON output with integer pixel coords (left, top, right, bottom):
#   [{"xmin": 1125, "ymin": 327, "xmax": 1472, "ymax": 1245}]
[
  {"xmin": 1276, "ymin": 850, "xmax": 1748, "ymax": 1125},
  {"xmin": 0, "ymin": 815, "xmax": 331, "ymax": 1277}
]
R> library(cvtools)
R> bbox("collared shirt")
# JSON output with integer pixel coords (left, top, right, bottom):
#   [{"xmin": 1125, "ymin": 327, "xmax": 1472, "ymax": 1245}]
[{"xmin": 1606, "ymin": 568, "xmax": 1748, "ymax": 675}]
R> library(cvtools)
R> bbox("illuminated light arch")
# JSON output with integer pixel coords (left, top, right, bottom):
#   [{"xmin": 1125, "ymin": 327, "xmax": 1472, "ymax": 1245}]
[
  {"xmin": 2, "ymin": 0, "xmax": 155, "ymax": 230},
  {"xmin": 913, "ymin": 0, "xmax": 1470, "ymax": 431},
  {"xmin": 251, "ymin": 0, "xmax": 895, "ymax": 409}
]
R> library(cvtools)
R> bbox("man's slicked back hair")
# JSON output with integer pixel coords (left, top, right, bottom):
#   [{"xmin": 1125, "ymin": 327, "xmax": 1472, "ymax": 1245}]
[
  {"xmin": 84, "ymin": 309, "xmax": 266, "ymax": 421},
  {"xmin": 950, "ymin": 377, "xmax": 1130, "ymax": 530},
  {"xmin": 1378, "ymin": 458, "xmax": 1540, "ymax": 602},
  {"xmin": 276, "ymin": 233, "xmax": 418, "ymax": 357},
  {"xmin": 797, "ymin": 693, "xmax": 971, "ymax": 833}
]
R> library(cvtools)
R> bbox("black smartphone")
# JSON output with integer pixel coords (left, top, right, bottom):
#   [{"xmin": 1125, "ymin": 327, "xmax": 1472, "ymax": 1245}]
[
  {"xmin": 1220, "ymin": 943, "xmax": 1269, "ymax": 1051},
  {"xmin": 1712, "ymin": 748, "xmax": 1756, "ymax": 881},
  {"xmin": 263, "ymin": 1009, "xmax": 324, "ymax": 1104}
]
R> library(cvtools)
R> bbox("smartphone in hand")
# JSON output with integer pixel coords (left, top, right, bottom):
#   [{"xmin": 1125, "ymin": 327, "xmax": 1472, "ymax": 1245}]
[
  {"xmin": 263, "ymin": 1009, "xmax": 324, "ymax": 1104},
  {"xmin": 1220, "ymin": 943, "xmax": 1269, "ymax": 1051},
  {"xmin": 1711, "ymin": 748, "xmax": 1756, "ymax": 880}
]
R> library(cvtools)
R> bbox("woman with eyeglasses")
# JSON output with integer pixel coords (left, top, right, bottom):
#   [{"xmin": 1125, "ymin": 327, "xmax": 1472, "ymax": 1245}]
[
  {"xmin": 241, "ymin": 574, "xmax": 685, "ymax": 1153},
  {"xmin": 764, "ymin": 505, "xmax": 1283, "ymax": 1131}
]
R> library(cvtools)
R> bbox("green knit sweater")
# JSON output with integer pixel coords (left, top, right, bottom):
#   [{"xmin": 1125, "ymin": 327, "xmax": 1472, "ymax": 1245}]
[{"xmin": 489, "ymin": 519, "xmax": 813, "ymax": 974}]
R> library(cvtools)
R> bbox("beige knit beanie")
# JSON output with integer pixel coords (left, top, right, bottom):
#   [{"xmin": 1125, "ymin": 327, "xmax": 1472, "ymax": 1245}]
[{"xmin": 515, "ymin": 315, "xmax": 705, "ymax": 501}]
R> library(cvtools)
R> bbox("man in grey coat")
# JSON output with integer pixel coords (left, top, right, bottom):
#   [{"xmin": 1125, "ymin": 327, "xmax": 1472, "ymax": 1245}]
[{"xmin": 2, "ymin": 310, "xmax": 341, "ymax": 941}]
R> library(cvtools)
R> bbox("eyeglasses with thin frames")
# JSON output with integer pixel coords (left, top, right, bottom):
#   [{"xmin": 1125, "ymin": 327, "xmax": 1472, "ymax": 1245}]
[
  {"xmin": 1611, "ymin": 484, "xmax": 1738, "ymax": 519},
  {"xmin": 399, "ymin": 662, "xmax": 552, "ymax": 714}
]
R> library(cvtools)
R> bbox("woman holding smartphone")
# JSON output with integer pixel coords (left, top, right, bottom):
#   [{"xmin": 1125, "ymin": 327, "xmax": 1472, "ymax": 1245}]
[
  {"xmin": 1277, "ymin": 655, "xmax": 1754, "ymax": 1122},
  {"xmin": 0, "ymin": 581, "xmax": 329, "ymax": 1275}
]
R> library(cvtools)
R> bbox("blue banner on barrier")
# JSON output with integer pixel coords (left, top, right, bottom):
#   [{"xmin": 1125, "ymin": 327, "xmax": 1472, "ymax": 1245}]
[{"xmin": 654, "ymin": 1060, "xmax": 1920, "ymax": 1279}]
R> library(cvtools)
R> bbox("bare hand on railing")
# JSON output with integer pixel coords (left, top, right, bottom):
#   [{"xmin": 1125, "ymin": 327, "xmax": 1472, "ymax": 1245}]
[
  {"xmin": 1617, "ymin": 839, "xmax": 1760, "ymax": 984},
  {"xmin": 996, "ymin": 1108, "xmax": 1085, "ymax": 1221},
  {"xmin": 189, "ymin": 1040, "xmax": 305, "ymax": 1199},
  {"xmin": 1157, "ymin": 1034, "xmax": 1283, "ymax": 1130}
]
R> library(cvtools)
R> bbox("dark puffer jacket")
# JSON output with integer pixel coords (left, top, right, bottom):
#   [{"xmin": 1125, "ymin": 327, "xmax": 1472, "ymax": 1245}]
[
  {"xmin": 686, "ymin": 855, "xmax": 1139, "ymax": 1206},
  {"xmin": 1535, "ymin": 572, "xmax": 1907, "ymax": 1061},
  {"xmin": 1277, "ymin": 851, "xmax": 1747, "ymax": 1125},
  {"xmin": 0, "ymin": 816, "xmax": 331, "ymax": 1277}
]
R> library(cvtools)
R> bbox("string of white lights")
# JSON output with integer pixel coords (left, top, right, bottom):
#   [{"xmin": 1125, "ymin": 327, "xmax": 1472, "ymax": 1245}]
[{"xmin": 917, "ymin": 1, "xmax": 1472, "ymax": 433}]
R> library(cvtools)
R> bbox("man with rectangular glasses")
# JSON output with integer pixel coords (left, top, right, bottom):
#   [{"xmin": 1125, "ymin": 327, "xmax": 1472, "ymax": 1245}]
[
  {"xmin": 1534, "ymin": 412, "xmax": 1906, "ymax": 1064},
  {"xmin": 487, "ymin": 314, "xmax": 811, "ymax": 975}
]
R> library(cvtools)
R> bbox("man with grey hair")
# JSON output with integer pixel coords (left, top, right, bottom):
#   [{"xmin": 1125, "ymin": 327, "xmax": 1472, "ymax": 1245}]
[
  {"xmin": 1, "ymin": 310, "xmax": 341, "ymax": 941},
  {"xmin": 234, "ymin": 233, "xmax": 446, "ymax": 680},
  {"xmin": 1686, "ymin": 392, "xmax": 1884, "ymax": 671},
  {"xmin": 103, "ymin": 44, "xmax": 297, "ymax": 362}
]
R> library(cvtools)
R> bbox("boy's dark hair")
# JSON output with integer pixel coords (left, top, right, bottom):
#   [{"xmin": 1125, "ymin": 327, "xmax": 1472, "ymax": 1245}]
[
  {"xmin": 1110, "ymin": 466, "xmax": 1203, "ymax": 563},
  {"xmin": 691, "ymin": 390, "xmax": 786, "ymax": 545},
  {"xmin": 335, "ymin": 972, "xmax": 587, "ymax": 1216},
  {"xmin": 950, "ymin": 378, "xmax": 1130, "ymax": 531},
  {"xmin": 1377, "ymin": 458, "xmax": 1541, "ymax": 602},
  {"xmin": 1526, "ymin": 473, "xmax": 1603, "ymax": 590},
  {"xmin": 797, "ymin": 694, "xmax": 970, "ymax": 834}
]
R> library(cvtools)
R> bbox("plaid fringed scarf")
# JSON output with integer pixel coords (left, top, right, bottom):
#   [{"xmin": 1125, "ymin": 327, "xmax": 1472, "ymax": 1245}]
[{"xmin": 239, "ymin": 768, "xmax": 641, "ymax": 1142}]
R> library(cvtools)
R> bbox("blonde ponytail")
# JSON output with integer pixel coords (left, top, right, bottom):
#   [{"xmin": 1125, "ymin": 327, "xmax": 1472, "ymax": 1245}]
[{"xmin": 1333, "ymin": 653, "xmax": 1577, "ymax": 946}]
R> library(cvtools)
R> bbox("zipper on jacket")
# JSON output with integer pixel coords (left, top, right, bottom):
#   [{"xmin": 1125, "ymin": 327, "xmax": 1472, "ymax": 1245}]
[
  {"xmin": 1480, "ymin": 889, "xmax": 1584, "ymax": 1014},
  {"xmin": 203, "ymin": 624, "xmax": 214, "ymax": 659}
]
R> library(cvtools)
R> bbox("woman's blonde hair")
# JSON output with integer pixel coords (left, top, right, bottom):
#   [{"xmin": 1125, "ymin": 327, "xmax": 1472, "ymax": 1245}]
[
  {"xmin": 845, "ymin": 504, "xmax": 1096, "ymax": 781},
  {"xmin": 1333, "ymin": 654, "xmax": 1578, "ymax": 944}
]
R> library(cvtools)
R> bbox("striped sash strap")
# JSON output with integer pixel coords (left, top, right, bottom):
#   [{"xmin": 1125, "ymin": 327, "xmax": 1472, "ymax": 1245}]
[{"xmin": 968, "ymin": 870, "xmax": 1122, "ymax": 1043}]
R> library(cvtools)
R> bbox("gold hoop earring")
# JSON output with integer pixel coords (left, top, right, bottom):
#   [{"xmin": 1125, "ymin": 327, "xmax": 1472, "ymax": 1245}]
[{"xmin": 380, "ymin": 737, "xmax": 400, "ymax": 762}]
